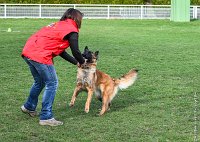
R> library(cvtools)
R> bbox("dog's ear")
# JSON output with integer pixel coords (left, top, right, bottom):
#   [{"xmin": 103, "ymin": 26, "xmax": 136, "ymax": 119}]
[
  {"xmin": 95, "ymin": 51, "xmax": 99, "ymax": 56},
  {"xmin": 84, "ymin": 46, "xmax": 89, "ymax": 51},
  {"xmin": 82, "ymin": 46, "xmax": 89, "ymax": 57},
  {"xmin": 95, "ymin": 51, "xmax": 99, "ymax": 59}
]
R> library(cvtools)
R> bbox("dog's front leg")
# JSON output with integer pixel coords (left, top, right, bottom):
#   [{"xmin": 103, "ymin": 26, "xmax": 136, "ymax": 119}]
[
  {"xmin": 69, "ymin": 84, "xmax": 82, "ymax": 107},
  {"xmin": 85, "ymin": 87, "xmax": 93, "ymax": 113},
  {"xmin": 99, "ymin": 93, "xmax": 109, "ymax": 116}
]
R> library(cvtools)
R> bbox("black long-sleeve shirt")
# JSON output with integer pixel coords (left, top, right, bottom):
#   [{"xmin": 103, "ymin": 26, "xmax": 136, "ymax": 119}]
[{"xmin": 59, "ymin": 32, "xmax": 85, "ymax": 65}]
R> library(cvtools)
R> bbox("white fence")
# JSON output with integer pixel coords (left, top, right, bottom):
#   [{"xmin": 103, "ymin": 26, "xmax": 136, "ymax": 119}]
[{"xmin": 0, "ymin": 4, "xmax": 200, "ymax": 19}]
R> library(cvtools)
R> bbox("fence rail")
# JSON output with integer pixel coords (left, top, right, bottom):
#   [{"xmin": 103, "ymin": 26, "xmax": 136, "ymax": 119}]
[{"xmin": 0, "ymin": 4, "xmax": 200, "ymax": 19}]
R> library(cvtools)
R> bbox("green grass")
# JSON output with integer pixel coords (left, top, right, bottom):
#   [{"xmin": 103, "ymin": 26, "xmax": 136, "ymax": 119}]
[{"xmin": 0, "ymin": 19, "xmax": 199, "ymax": 142}]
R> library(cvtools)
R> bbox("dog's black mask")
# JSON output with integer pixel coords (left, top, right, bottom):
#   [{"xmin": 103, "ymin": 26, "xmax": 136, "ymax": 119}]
[{"xmin": 82, "ymin": 46, "xmax": 99, "ymax": 63}]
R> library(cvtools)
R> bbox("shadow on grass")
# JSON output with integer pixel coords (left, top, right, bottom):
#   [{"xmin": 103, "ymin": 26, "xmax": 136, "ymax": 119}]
[{"xmin": 56, "ymin": 89, "xmax": 147, "ymax": 119}]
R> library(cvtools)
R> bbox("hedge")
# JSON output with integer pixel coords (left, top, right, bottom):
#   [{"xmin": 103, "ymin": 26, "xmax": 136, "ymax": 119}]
[{"xmin": 0, "ymin": 0, "xmax": 200, "ymax": 5}]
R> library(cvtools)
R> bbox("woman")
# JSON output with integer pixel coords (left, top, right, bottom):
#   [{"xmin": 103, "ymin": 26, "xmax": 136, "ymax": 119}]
[{"xmin": 21, "ymin": 8, "xmax": 85, "ymax": 126}]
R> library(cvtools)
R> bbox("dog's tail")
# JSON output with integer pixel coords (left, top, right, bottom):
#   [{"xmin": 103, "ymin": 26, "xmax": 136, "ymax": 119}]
[{"xmin": 115, "ymin": 69, "xmax": 138, "ymax": 90}]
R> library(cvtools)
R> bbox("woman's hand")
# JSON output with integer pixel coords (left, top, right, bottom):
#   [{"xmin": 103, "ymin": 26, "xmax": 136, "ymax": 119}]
[
  {"xmin": 77, "ymin": 62, "xmax": 81, "ymax": 68},
  {"xmin": 77, "ymin": 59, "xmax": 87, "ymax": 68}
]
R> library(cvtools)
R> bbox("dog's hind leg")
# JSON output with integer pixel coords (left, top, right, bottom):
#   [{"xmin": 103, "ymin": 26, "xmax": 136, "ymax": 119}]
[
  {"xmin": 69, "ymin": 84, "xmax": 82, "ymax": 107},
  {"xmin": 84, "ymin": 87, "xmax": 93, "ymax": 113}
]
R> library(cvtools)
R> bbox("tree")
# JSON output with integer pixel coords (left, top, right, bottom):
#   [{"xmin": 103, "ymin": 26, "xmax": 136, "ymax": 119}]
[{"xmin": 144, "ymin": 0, "xmax": 152, "ymax": 5}]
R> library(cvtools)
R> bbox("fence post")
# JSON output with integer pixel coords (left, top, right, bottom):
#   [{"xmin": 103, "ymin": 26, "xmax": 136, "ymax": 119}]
[
  {"xmin": 4, "ymin": 4, "xmax": 6, "ymax": 18},
  {"xmin": 141, "ymin": 5, "xmax": 143, "ymax": 19},
  {"xmin": 193, "ymin": 6, "xmax": 198, "ymax": 19},
  {"xmin": 74, "ymin": 4, "xmax": 76, "ymax": 9},
  {"xmin": 107, "ymin": 5, "xmax": 110, "ymax": 19},
  {"xmin": 39, "ymin": 4, "xmax": 42, "ymax": 18}
]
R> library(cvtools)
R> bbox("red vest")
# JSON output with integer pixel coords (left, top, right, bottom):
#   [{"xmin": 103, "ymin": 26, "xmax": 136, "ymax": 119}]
[{"xmin": 22, "ymin": 19, "xmax": 79, "ymax": 65}]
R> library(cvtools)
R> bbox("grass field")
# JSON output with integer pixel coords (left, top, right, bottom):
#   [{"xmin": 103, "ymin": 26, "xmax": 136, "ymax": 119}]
[{"xmin": 0, "ymin": 18, "xmax": 199, "ymax": 142}]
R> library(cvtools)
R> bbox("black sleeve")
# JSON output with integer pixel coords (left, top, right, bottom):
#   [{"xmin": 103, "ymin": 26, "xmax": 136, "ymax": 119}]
[
  {"xmin": 63, "ymin": 32, "xmax": 85, "ymax": 64},
  {"xmin": 59, "ymin": 51, "xmax": 78, "ymax": 65}
]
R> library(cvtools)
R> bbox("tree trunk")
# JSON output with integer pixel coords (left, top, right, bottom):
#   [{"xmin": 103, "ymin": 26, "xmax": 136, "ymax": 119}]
[{"xmin": 144, "ymin": 0, "xmax": 152, "ymax": 5}]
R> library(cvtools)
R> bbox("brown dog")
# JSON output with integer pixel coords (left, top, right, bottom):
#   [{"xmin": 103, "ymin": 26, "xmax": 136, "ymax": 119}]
[{"xmin": 69, "ymin": 46, "xmax": 138, "ymax": 116}]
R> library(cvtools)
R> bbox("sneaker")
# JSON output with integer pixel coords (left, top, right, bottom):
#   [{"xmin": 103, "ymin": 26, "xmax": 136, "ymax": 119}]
[
  {"xmin": 21, "ymin": 105, "xmax": 38, "ymax": 117},
  {"xmin": 39, "ymin": 118, "xmax": 63, "ymax": 126}
]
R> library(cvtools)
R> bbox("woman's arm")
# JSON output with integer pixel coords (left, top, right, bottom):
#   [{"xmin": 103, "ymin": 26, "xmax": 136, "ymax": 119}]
[
  {"xmin": 59, "ymin": 51, "xmax": 78, "ymax": 65},
  {"xmin": 62, "ymin": 32, "xmax": 85, "ymax": 64}
]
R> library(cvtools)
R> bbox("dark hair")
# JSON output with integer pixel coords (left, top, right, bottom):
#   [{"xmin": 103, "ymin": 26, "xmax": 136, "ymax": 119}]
[{"xmin": 60, "ymin": 8, "xmax": 84, "ymax": 29}]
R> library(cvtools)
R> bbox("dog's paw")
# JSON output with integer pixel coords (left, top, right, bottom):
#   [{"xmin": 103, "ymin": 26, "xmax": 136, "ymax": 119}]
[
  {"xmin": 69, "ymin": 102, "xmax": 74, "ymax": 107},
  {"xmin": 84, "ymin": 108, "xmax": 89, "ymax": 113},
  {"xmin": 98, "ymin": 110, "xmax": 105, "ymax": 116}
]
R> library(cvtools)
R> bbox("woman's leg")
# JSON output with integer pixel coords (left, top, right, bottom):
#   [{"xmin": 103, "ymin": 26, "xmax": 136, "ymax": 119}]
[
  {"xmin": 23, "ymin": 57, "xmax": 62, "ymax": 126},
  {"xmin": 23, "ymin": 57, "xmax": 45, "ymax": 111},
  {"xmin": 39, "ymin": 65, "xmax": 58, "ymax": 120},
  {"xmin": 25, "ymin": 59, "xmax": 58, "ymax": 120}
]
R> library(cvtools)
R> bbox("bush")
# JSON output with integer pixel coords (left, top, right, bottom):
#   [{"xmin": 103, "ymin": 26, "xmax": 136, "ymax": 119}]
[{"xmin": 1, "ymin": 0, "xmax": 200, "ymax": 5}]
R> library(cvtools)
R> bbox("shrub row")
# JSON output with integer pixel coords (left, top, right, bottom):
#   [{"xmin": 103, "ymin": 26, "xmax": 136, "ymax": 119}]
[{"xmin": 0, "ymin": 0, "xmax": 200, "ymax": 5}]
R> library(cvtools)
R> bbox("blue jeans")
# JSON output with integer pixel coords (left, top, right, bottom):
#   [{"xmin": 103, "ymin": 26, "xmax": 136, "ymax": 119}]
[{"xmin": 23, "ymin": 57, "xmax": 58, "ymax": 120}]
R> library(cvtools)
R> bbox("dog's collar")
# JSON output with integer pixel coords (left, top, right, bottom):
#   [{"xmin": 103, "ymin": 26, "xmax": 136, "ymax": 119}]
[
  {"xmin": 83, "ymin": 68, "xmax": 96, "ymax": 73},
  {"xmin": 80, "ymin": 63, "xmax": 97, "ymax": 69}
]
